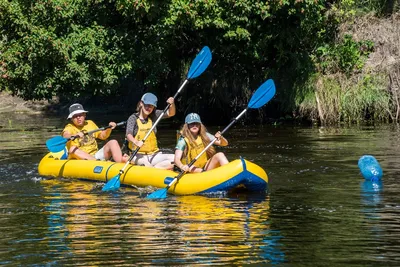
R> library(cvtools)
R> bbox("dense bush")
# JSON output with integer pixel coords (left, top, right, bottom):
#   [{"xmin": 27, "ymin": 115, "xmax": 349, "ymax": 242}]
[
  {"xmin": 0, "ymin": 1, "xmax": 328, "ymax": 99},
  {"xmin": 0, "ymin": 0, "xmax": 396, "ymax": 124}
]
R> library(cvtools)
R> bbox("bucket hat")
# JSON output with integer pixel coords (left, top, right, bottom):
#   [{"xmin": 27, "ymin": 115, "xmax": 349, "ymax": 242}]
[{"xmin": 67, "ymin": 103, "xmax": 88, "ymax": 119}]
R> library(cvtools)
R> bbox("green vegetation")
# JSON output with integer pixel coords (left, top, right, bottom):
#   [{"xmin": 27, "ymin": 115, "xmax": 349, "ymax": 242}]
[{"xmin": 0, "ymin": 0, "xmax": 399, "ymax": 124}]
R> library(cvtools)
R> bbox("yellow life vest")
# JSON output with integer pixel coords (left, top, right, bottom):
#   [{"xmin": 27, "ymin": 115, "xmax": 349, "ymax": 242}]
[
  {"xmin": 129, "ymin": 117, "xmax": 159, "ymax": 154},
  {"xmin": 182, "ymin": 136, "xmax": 208, "ymax": 168},
  {"xmin": 62, "ymin": 120, "xmax": 100, "ymax": 156}
]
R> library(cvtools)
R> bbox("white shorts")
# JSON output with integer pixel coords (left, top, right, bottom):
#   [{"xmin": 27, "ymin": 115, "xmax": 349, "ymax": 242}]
[
  {"xmin": 94, "ymin": 147, "xmax": 105, "ymax": 161},
  {"xmin": 133, "ymin": 151, "xmax": 174, "ymax": 166}
]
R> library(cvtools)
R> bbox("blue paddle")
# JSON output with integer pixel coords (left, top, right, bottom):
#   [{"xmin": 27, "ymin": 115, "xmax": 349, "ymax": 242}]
[
  {"xmin": 46, "ymin": 121, "xmax": 126, "ymax": 153},
  {"xmin": 102, "ymin": 46, "xmax": 213, "ymax": 192},
  {"xmin": 146, "ymin": 79, "xmax": 276, "ymax": 199}
]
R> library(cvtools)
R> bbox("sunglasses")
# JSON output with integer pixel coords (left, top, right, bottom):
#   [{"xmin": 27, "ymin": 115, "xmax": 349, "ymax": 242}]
[{"xmin": 188, "ymin": 122, "xmax": 200, "ymax": 128}]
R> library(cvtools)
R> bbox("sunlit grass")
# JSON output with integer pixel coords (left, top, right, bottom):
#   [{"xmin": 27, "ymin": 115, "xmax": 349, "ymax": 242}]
[{"xmin": 297, "ymin": 72, "xmax": 391, "ymax": 124}]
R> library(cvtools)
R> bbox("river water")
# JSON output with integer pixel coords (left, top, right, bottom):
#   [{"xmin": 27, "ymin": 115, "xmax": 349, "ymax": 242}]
[{"xmin": 1, "ymin": 113, "xmax": 400, "ymax": 266}]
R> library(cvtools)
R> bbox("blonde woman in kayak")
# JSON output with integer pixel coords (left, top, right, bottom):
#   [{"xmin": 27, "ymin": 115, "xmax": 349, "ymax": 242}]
[
  {"xmin": 126, "ymin": 93, "xmax": 176, "ymax": 169},
  {"xmin": 174, "ymin": 113, "xmax": 229, "ymax": 173}
]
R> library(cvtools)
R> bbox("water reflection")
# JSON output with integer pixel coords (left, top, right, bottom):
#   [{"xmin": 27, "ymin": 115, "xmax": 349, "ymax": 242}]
[
  {"xmin": 44, "ymin": 182, "xmax": 70, "ymax": 256},
  {"xmin": 359, "ymin": 179, "xmax": 387, "ymax": 263},
  {"xmin": 361, "ymin": 180, "xmax": 383, "ymax": 208},
  {"xmin": 38, "ymin": 179, "xmax": 285, "ymax": 265}
]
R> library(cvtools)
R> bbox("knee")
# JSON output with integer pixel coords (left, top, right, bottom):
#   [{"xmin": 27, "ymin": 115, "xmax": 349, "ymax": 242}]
[
  {"xmin": 108, "ymin": 139, "xmax": 119, "ymax": 147},
  {"xmin": 105, "ymin": 139, "xmax": 121, "ymax": 150},
  {"xmin": 215, "ymin": 152, "xmax": 225, "ymax": 158}
]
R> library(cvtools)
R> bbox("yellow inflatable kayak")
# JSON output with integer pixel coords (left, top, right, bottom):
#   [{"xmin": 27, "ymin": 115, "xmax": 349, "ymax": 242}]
[{"xmin": 38, "ymin": 151, "xmax": 268, "ymax": 195}]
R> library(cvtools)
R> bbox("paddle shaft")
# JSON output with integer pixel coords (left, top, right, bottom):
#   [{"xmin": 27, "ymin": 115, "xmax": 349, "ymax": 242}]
[
  {"xmin": 165, "ymin": 108, "xmax": 249, "ymax": 189},
  {"xmin": 63, "ymin": 121, "xmax": 125, "ymax": 142}
]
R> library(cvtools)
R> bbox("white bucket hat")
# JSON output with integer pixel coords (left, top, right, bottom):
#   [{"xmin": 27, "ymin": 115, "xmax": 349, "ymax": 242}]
[{"xmin": 67, "ymin": 103, "xmax": 88, "ymax": 119}]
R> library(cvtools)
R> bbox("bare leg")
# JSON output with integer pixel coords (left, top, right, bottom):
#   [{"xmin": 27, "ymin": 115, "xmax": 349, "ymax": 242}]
[
  {"xmin": 69, "ymin": 146, "xmax": 96, "ymax": 160},
  {"xmin": 102, "ymin": 140, "xmax": 123, "ymax": 162},
  {"xmin": 204, "ymin": 152, "xmax": 229, "ymax": 171}
]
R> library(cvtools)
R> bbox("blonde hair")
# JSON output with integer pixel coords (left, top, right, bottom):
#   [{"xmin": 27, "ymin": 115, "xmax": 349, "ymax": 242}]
[{"xmin": 180, "ymin": 123, "xmax": 216, "ymax": 159}]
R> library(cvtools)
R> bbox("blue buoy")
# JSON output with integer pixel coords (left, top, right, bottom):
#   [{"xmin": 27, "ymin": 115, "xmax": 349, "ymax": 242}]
[{"xmin": 358, "ymin": 155, "xmax": 383, "ymax": 181}]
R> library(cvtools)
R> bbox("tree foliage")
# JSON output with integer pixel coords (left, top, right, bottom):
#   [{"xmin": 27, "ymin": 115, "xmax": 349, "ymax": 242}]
[{"xmin": 0, "ymin": 0, "xmax": 390, "ymax": 123}]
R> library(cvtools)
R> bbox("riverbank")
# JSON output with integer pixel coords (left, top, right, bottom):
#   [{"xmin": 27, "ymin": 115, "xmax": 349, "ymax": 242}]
[
  {"xmin": 0, "ymin": 91, "xmax": 53, "ymax": 114},
  {"xmin": 0, "ymin": 91, "xmax": 131, "ymax": 117}
]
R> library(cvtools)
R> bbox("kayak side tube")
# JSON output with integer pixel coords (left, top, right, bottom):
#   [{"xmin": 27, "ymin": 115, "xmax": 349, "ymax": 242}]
[
  {"xmin": 38, "ymin": 152, "xmax": 268, "ymax": 195},
  {"xmin": 169, "ymin": 158, "xmax": 268, "ymax": 195}
]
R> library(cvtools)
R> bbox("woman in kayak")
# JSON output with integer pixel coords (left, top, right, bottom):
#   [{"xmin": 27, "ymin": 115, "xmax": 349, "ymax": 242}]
[
  {"xmin": 126, "ymin": 92, "xmax": 176, "ymax": 169},
  {"xmin": 174, "ymin": 113, "xmax": 229, "ymax": 173}
]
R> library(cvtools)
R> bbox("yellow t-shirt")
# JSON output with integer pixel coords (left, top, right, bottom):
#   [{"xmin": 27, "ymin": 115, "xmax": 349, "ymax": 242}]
[{"xmin": 62, "ymin": 120, "xmax": 101, "ymax": 155}]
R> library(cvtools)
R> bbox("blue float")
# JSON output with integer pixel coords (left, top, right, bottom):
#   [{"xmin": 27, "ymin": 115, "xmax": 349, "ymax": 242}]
[{"xmin": 358, "ymin": 155, "xmax": 383, "ymax": 181}]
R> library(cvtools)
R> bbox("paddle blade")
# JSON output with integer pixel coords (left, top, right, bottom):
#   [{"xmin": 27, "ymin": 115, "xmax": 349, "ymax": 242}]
[
  {"xmin": 187, "ymin": 46, "xmax": 212, "ymax": 79},
  {"xmin": 46, "ymin": 136, "xmax": 68, "ymax": 152},
  {"xmin": 248, "ymin": 79, "xmax": 276, "ymax": 109},
  {"xmin": 102, "ymin": 175, "xmax": 121, "ymax": 191},
  {"xmin": 147, "ymin": 188, "xmax": 168, "ymax": 199}
]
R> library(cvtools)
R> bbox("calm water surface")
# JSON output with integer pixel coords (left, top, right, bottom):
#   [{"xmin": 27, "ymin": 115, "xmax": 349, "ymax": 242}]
[{"xmin": 1, "ymin": 113, "xmax": 400, "ymax": 266}]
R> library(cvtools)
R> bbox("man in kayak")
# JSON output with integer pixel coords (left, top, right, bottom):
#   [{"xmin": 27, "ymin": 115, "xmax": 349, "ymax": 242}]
[
  {"xmin": 174, "ymin": 113, "xmax": 229, "ymax": 173},
  {"xmin": 125, "ymin": 92, "xmax": 176, "ymax": 169},
  {"xmin": 62, "ymin": 103, "xmax": 126, "ymax": 162}
]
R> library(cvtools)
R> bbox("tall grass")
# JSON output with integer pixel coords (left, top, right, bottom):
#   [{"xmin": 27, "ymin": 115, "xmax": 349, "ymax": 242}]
[
  {"xmin": 341, "ymin": 72, "xmax": 391, "ymax": 123},
  {"xmin": 297, "ymin": 72, "xmax": 391, "ymax": 124}
]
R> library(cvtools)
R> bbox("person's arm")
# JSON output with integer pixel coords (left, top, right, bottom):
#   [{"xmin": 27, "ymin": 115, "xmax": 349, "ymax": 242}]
[
  {"xmin": 174, "ymin": 138, "xmax": 190, "ymax": 172},
  {"xmin": 62, "ymin": 125, "xmax": 83, "ymax": 140},
  {"xmin": 126, "ymin": 115, "xmax": 143, "ymax": 147},
  {"xmin": 213, "ymin": 131, "xmax": 228, "ymax": 146},
  {"xmin": 98, "ymin": 122, "xmax": 115, "ymax": 140},
  {"xmin": 174, "ymin": 149, "xmax": 187, "ymax": 170},
  {"xmin": 165, "ymin": 97, "xmax": 176, "ymax": 117},
  {"xmin": 62, "ymin": 130, "xmax": 75, "ymax": 139},
  {"xmin": 127, "ymin": 133, "xmax": 143, "ymax": 148}
]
